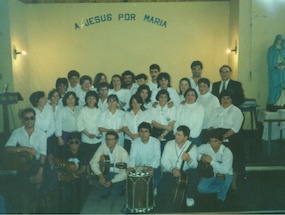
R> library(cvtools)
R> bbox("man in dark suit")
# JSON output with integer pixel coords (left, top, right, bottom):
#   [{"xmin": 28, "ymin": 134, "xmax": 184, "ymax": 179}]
[{"xmin": 212, "ymin": 65, "xmax": 245, "ymax": 107}]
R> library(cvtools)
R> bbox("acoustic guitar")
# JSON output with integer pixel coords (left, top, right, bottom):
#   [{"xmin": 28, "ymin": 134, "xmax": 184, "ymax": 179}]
[
  {"xmin": 53, "ymin": 160, "xmax": 78, "ymax": 181},
  {"xmin": 99, "ymin": 155, "xmax": 127, "ymax": 174},
  {"xmin": 2, "ymin": 151, "xmax": 35, "ymax": 171},
  {"xmin": 172, "ymin": 142, "xmax": 194, "ymax": 208}
]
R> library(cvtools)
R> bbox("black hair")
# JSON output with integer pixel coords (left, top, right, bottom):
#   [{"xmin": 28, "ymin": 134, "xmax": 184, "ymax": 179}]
[
  {"xmin": 85, "ymin": 91, "xmax": 99, "ymax": 108},
  {"xmin": 219, "ymin": 65, "xmax": 232, "ymax": 73},
  {"xmin": 55, "ymin": 78, "xmax": 68, "ymax": 88},
  {"xmin": 176, "ymin": 125, "xmax": 190, "ymax": 138},
  {"xmin": 93, "ymin": 73, "xmax": 108, "ymax": 88},
  {"xmin": 67, "ymin": 70, "xmax": 80, "ymax": 79},
  {"xmin": 48, "ymin": 89, "xmax": 59, "ymax": 100},
  {"xmin": 184, "ymin": 88, "xmax": 198, "ymax": 100},
  {"xmin": 149, "ymin": 64, "xmax": 160, "ymax": 72},
  {"xmin": 97, "ymin": 82, "xmax": 110, "ymax": 91},
  {"xmin": 208, "ymin": 129, "xmax": 224, "ymax": 142},
  {"xmin": 106, "ymin": 130, "xmax": 119, "ymax": 140},
  {"xmin": 179, "ymin": 78, "xmax": 191, "ymax": 95},
  {"xmin": 136, "ymin": 85, "xmax": 152, "ymax": 103},
  {"xmin": 29, "ymin": 91, "xmax": 45, "ymax": 107},
  {"xmin": 191, "ymin": 60, "xmax": 203, "ymax": 70},
  {"xmin": 21, "ymin": 108, "xmax": 36, "ymax": 119},
  {"xmin": 138, "ymin": 122, "xmax": 152, "ymax": 133},
  {"xmin": 80, "ymin": 75, "xmax": 92, "ymax": 85},
  {"xmin": 155, "ymin": 89, "xmax": 171, "ymax": 102},
  {"xmin": 109, "ymin": 74, "xmax": 123, "ymax": 89},
  {"xmin": 157, "ymin": 72, "xmax": 171, "ymax": 88},
  {"xmin": 135, "ymin": 73, "xmax": 148, "ymax": 81},
  {"xmin": 62, "ymin": 91, "xmax": 79, "ymax": 106},
  {"xmin": 67, "ymin": 131, "xmax": 81, "ymax": 142},
  {"xmin": 198, "ymin": 78, "xmax": 210, "ymax": 88},
  {"xmin": 128, "ymin": 94, "xmax": 146, "ymax": 111},
  {"xmin": 107, "ymin": 94, "xmax": 119, "ymax": 103}
]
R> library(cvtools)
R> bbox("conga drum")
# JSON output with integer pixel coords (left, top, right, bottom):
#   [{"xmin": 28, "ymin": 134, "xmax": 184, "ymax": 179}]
[{"xmin": 126, "ymin": 166, "xmax": 155, "ymax": 213}]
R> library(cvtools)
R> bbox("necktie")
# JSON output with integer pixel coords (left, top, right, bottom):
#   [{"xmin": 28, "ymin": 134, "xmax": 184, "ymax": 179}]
[{"xmin": 222, "ymin": 82, "xmax": 226, "ymax": 91}]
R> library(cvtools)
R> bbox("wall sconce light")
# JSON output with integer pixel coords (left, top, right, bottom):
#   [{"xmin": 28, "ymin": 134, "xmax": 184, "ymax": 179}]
[
  {"xmin": 14, "ymin": 49, "xmax": 27, "ymax": 55},
  {"xmin": 226, "ymin": 46, "xmax": 237, "ymax": 54}
]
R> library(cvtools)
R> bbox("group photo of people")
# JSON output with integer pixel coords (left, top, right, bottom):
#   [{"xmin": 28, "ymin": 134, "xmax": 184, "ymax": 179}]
[{"xmin": 3, "ymin": 61, "xmax": 247, "ymax": 213}]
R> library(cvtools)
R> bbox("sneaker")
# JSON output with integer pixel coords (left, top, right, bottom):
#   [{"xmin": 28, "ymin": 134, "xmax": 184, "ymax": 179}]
[
  {"xmin": 186, "ymin": 198, "xmax": 195, "ymax": 207},
  {"xmin": 153, "ymin": 188, "xmax": 157, "ymax": 196}
]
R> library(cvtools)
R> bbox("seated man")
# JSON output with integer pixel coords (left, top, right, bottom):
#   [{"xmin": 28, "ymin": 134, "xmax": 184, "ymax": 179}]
[
  {"xmin": 5, "ymin": 108, "xmax": 47, "ymax": 213},
  {"xmin": 127, "ymin": 122, "xmax": 161, "ymax": 194},
  {"xmin": 197, "ymin": 129, "xmax": 233, "ymax": 208},
  {"xmin": 48, "ymin": 131, "xmax": 89, "ymax": 213},
  {"xmin": 89, "ymin": 131, "xmax": 129, "ymax": 199},
  {"xmin": 156, "ymin": 125, "xmax": 198, "ymax": 212}
]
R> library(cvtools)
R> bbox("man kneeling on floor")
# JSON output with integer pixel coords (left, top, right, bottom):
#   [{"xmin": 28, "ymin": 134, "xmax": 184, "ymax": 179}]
[
  {"xmin": 89, "ymin": 131, "xmax": 129, "ymax": 199},
  {"xmin": 197, "ymin": 129, "xmax": 233, "ymax": 208}
]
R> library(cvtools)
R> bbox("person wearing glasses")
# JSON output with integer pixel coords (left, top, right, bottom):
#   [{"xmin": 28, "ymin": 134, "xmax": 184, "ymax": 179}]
[
  {"xmin": 5, "ymin": 108, "xmax": 47, "ymax": 213},
  {"xmin": 189, "ymin": 60, "xmax": 212, "ymax": 95},
  {"xmin": 212, "ymin": 65, "xmax": 245, "ymax": 107},
  {"xmin": 89, "ymin": 131, "xmax": 129, "ymax": 199},
  {"xmin": 48, "ymin": 131, "xmax": 89, "ymax": 213}
]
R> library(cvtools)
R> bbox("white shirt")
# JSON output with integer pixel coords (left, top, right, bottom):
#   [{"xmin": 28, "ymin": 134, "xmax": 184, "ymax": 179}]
[
  {"xmin": 208, "ymin": 104, "xmax": 243, "ymax": 133},
  {"xmin": 33, "ymin": 105, "xmax": 55, "ymax": 138},
  {"xmin": 189, "ymin": 77, "xmax": 212, "ymax": 95},
  {"xmin": 219, "ymin": 79, "xmax": 230, "ymax": 93},
  {"xmin": 98, "ymin": 109, "xmax": 125, "ymax": 147},
  {"xmin": 55, "ymin": 106, "xmax": 81, "ymax": 136},
  {"xmin": 161, "ymin": 140, "xmax": 198, "ymax": 172},
  {"xmin": 89, "ymin": 142, "xmax": 129, "ymax": 183},
  {"xmin": 123, "ymin": 109, "xmax": 152, "ymax": 141},
  {"xmin": 67, "ymin": 83, "xmax": 81, "ymax": 95},
  {"xmin": 175, "ymin": 102, "xmax": 204, "ymax": 138},
  {"xmin": 128, "ymin": 136, "xmax": 161, "ymax": 168},
  {"xmin": 109, "ymin": 88, "xmax": 131, "ymax": 111},
  {"xmin": 98, "ymin": 98, "xmax": 108, "ymax": 112},
  {"xmin": 76, "ymin": 88, "xmax": 88, "ymax": 107},
  {"xmin": 77, "ymin": 106, "xmax": 102, "ymax": 144},
  {"xmin": 151, "ymin": 104, "xmax": 176, "ymax": 126},
  {"xmin": 147, "ymin": 81, "xmax": 158, "ymax": 92},
  {"xmin": 128, "ymin": 83, "xmax": 139, "ymax": 96},
  {"xmin": 151, "ymin": 87, "xmax": 180, "ymax": 107},
  {"xmin": 5, "ymin": 126, "xmax": 47, "ymax": 160},
  {"xmin": 197, "ymin": 143, "xmax": 233, "ymax": 175},
  {"xmin": 196, "ymin": 92, "xmax": 220, "ymax": 129}
]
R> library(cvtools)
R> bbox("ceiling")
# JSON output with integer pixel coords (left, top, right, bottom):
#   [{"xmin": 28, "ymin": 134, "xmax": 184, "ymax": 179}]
[{"xmin": 18, "ymin": 0, "xmax": 228, "ymax": 3}]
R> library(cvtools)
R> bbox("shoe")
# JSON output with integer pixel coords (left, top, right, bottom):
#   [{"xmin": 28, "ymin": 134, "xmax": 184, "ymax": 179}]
[
  {"xmin": 153, "ymin": 188, "xmax": 157, "ymax": 196},
  {"xmin": 186, "ymin": 198, "xmax": 195, "ymax": 207}
]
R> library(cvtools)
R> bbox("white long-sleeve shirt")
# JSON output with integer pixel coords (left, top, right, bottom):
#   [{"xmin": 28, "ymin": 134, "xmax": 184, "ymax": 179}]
[
  {"xmin": 123, "ymin": 109, "xmax": 152, "ymax": 141},
  {"xmin": 175, "ymin": 102, "xmax": 204, "ymax": 138},
  {"xmin": 55, "ymin": 106, "xmax": 81, "ymax": 136},
  {"xmin": 89, "ymin": 142, "xmax": 129, "ymax": 183},
  {"xmin": 33, "ymin": 105, "xmax": 55, "ymax": 138},
  {"xmin": 197, "ymin": 143, "xmax": 233, "ymax": 175},
  {"xmin": 5, "ymin": 126, "xmax": 47, "ymax": 160},
  {"xmin": 196, "ymin": 92, "xmax": 220, "ymax": 129},
  {"xmin": 128, "ymin": 136, "xmax": 161, "ymax": 168},
  {"xmin": 98, "ymin": 109, "xmax": 125, "ymax": 147},
  {"xmin": 151, "ymin": 104, "xmax": 176, "ymax": 126},
  {"xmin": 208, "ymin": 104, "xmax": 244, "ymax": 133},
  {"xmin": 108, "ymin": 88, "xmax": 131, "ymax": 111},
  {"xmin": 161, "ymin": 140, "xmax": 198, "ymax": 172},
  {"xmin": 77, "ymin": 106, "xmax": 102, "ymax": 144},
  {"xmin": 151, "ymin": 87, "xmax": 180, "ymax": 107}
]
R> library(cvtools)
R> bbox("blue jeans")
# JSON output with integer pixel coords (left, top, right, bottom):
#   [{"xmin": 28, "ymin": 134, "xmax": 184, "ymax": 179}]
[
  {"xmin": 97, "ymin": 173, "xmax": 125, "ymax": 196},
  {"xmin": 188, "ymin": 135, "xmax": 202, "ymax": 147},
  {"xmin": 197, "ymin": 174, "xmax": 233, "ymax": 201}
]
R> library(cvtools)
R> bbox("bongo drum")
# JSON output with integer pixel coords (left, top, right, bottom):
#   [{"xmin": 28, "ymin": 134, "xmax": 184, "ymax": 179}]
[{"xmin": 126, "ymin": 166, "xmax": 155, "ymax": 213}]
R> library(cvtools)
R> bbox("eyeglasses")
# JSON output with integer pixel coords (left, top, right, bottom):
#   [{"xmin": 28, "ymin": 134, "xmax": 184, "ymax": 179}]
[
  {"xmin": 69, "ymin": 140, "xmax": 80, "ymax": 145},
  {"xmin": 106, "ymin": 138, "xmax": 115, "ymax": 141},
  {"xmin": 220, "ymin": 70, "xmax": 231, "ymax": 73},
  {"xmin": 23, "ymin": 116, "xmax": 35, "ymax": 121},
  {"xmin": 192, "ymin": 67, "xmax": 201, "ymax": 71}
]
